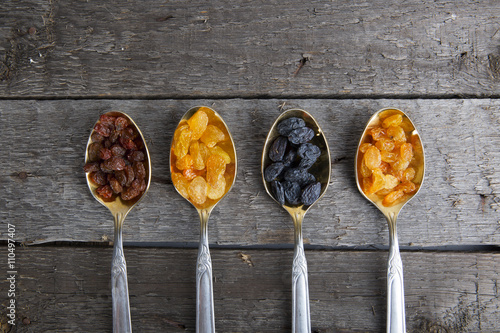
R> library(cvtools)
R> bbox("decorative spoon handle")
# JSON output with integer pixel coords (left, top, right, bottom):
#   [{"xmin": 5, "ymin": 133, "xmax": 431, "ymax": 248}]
[
  {"xmin": 387, "ymin": 216, "xmax": 405, "ymax": 333},
  {"xmin": 112, "ymin": 213, "xmax": 132, "ymax": 333},
  {"xmin": 196, "ymin": 210, "xmax": 215, "ymax": 333},
  {"xmin": 292, "ymin": 225, "xmax": 311, "ymax": 333}
]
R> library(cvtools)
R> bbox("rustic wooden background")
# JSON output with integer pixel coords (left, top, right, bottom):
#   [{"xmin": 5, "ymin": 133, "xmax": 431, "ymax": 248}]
[{"xmin": 1, "ymin": 0, "xmax": 499, "ymax": 332}]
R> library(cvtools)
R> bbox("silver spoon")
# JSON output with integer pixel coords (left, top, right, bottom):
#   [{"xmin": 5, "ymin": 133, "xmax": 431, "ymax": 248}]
[
  {"xmin": 355, "ymin": 108, "xmax": 425, "ymax": 333},
  {"xmin": 261, "ymin": 109, "xmax": 331, "ymax": 333},
  {"xmin": 170, "ymin": 106, "xmax": 237, "ymax": 333},
  {"xmin": 85, "ymin": 111, "xmax": 151, "ymax": 333}
]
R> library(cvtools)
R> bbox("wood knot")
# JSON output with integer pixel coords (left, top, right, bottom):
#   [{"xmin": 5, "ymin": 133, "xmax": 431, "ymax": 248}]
[{"xmin": 18, "ymin": 171, "xmax": 28, "ymax": 180}]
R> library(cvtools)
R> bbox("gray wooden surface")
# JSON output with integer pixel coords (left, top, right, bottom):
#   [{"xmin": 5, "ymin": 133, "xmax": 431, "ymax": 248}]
[
  {"xmin": 1, "ymin": 0, "xmax": 500, "ymax": 98},
  {"xmin": 1, "ymin": 0, "xmax": 499, "ymax": 332},
  {"xmin": 1, "ymin": 247, "xmax": 498, "ymax": 332}
]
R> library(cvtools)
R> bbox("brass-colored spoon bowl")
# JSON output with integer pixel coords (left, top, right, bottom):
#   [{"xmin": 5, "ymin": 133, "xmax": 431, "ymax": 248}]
[
  {"xmin": 170, "ymin": 106, "xmax": 237, "ymax": 333},
  {"xmin": 355, "ymin": 107, "xmax": 425, "ymax": 333},
  {"xmin": 261, "ymin": 109, "xmax": 331, "ymax": 333},
  {"xmin": 85, "ymin": 111, "xmax": 151, "ymax": 333}
]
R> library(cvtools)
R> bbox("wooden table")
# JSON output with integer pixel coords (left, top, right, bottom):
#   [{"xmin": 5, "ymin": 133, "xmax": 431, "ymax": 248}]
[{"xmin": 1, "ymin": 0, "xmax": 499, "ymax": 332}]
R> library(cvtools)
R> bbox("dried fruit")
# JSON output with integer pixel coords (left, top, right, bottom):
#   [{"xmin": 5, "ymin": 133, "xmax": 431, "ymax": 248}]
[
  {"xmin": 284, "ymin": 168, "xmax": 315, "ymax": 187},
  {"xmin": 357, "ymin": 111, "xmax": 421, "ymax": 207},
  {"xmin": 176, "ymin": 154, "xmax": 194, "ymax": 170},
  {"xmin": 85, "ymin": 113, "xmax": 148, "ymax": 201},
  {"xmin": 277, "ymin": 117, "xmax": 306, "ymax": 136},
  {"xmin": 188, "ymin": 176, "xmax": 208, "ymax": 205},
  {"xmin": 270, "ymin": 180, "xmax": 285, "ymax": 205},
  {"xmin": 171, "ymin": 172, "xmax": 190, "ymax": 199},
  {"xmin": 264, "ymin": 162, "xmax": 285, "ymax": 182},
  {"xmin": 269, "ymin": 136, "xmax": 288, "ymax": 162},
  {"xmin": 283, "ymin": 181, "xmax": 301, "ymax": 205},
  {"xmin": 288, "ymin": 127, "xmax": 315, "ymax": 145},
  {"xmin": 187, "ymin": 110, "xmax": 209, "ymax": 140},
  {"xmin": 207, "ymin": 176, "xmax": 226, "ymax": 200},
  {"xmin": 173, "ymin": 124, "xmax": 192, "ymax": 158},
  {"xmin": 206, "ymin": 154, "xmax": 226, "ymax": 188},
  {"xmin": 200, "ymin": 125, "xmax": 225, "ymax": 148},
  {"xmin": 190, "ymin": 142, "xmax": 205, "ymax": 170},
  {"xmin": 301, "ymin": 182, "xmax": 321, "ymax": 205},
  {"xmin": 209, "ymin": 146, "xmax": 231, "ymax": 164}
]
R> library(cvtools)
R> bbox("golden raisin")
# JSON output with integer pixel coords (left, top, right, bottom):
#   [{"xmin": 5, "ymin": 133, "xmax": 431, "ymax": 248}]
[
  {"xmin": 375, "ymin": 139, "xmax": 395, "ymax": 152},
  {"xmin": 171, "ymin": 172, "xmax": 190, "ymax": 199},
  {"xmin": 380, "ymin": 151, "xmax": 397, "ymax": 163},
  {"xmin": 190, "ymin": 142, "xmax": 205, "ymax": 170},
  {"xmin": 188, "ymin": 176, "xmax": 208, "ymax": 205},
  {"xmin": 368, "ymin": 168, "xmax": 386, "ymax": 194},
  {"xmin": 370, "ymin": 127, "xmax": 386, "ymax": 141},
  {"xmin": 359, "ymin": 143, "xmax": 372, "ymax": 153},
  {"xmin": 176, "ymin": 154, "xmax": 194, "ymax": 170},
  {"xmin": 397, "ymin": 181, "xmax": 417, "ymax": 194},
  {"xmin": 173, "ymin": 124, "xmax": 192, "ymax": 158},
  {"xmin": 200, "ymin": 125, "xmax": 225, "ymax": 148},
  {"xmin": 188, "ymin": 110, "xmax": 209, "ymax": 140},
  {"xmin": 209, "ymin": 146, "xmax": 231, "ymax": 164},
  {"xmin": 206, "ymin": 154, "xmax": 226, "ymax": 189},
  {"xmin": 402, "ymin": 167, "xmax": 416, "ymax": 182},
  {"xmin": 384, "ymin": 174, "xmax": 399, "ymax": 190},
  {"xmin": 360, "ymin": 159, "xmax": 372, "ymax": 178},
  {"xmin": 207, "ymin": 176, "xmax": 226, "ymax": 200}
]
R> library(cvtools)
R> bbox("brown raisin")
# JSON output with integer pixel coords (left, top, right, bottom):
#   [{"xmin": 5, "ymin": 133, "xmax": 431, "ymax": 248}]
[
  {"xmin": 83, "ymin": 162, "xmax": 100, "ymax": 173},
  {"xmin": 99, "ymin": 147, "xmax": 113, "ymax": 160},
  {"xmin": 109, "ymin": 178, "xmax": 123, "ymax": 193},
  {"xmin": 94, "ymin": 123, "xmax": 111, "ymax": 137},
  {"xmin": 96, "ymin": 185, "xmax": 113, "ymax": 199},
  {"xmin": 115, "ymin": 117, "xmax": 128, "ymax": 131},
  {"xmin": 133, "ymin": 161, "xmax": 146, "ymax": 180}
]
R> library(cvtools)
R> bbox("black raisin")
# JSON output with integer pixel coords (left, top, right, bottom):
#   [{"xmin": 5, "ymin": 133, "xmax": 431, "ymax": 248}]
[
  {"xmin": 288, "ymin": 127, "xmax": 315, "ymax": 145},
  {"xmin": 270, "ymin": 180, "xmax": 285, "ymax": 205},
  {"xmin": 264, "ymin": 162, "xmax": 285, "ymax": 182},
  {"xmin": 283, "ymin": 181, "xmax": 301, "ymax": 205},
  {"xmin": 282, "ymin": 148, "xmax": 297, "ymax": 167},
  {"xmin": 301, "ymin": 182, "xmax": 321, "ymax": 205},
  {"xmin": 298, "ymin": 143, "xmax": 321, "ymax": 160},
  {"xmin": 277, "ymin": 117, "xmax": 306, "ymax": 136},
  {"xmin": 269, "ymin": 136, "xmax": 288, "ymax": 162},
  {"xmin": 284, "ymin": 168, "xmax": 316, "ymax": 187}
]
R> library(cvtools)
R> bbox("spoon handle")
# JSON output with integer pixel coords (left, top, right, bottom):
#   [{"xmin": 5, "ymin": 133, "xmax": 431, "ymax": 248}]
[
  {"xmin": 292, "ymin": 225, "xmax": 311, "ymax": 333},
  {"xmin": 112, "ymin": 213, "xmax": 132, "ymax": 333},
  {"xmin": 387, "ymin": 217, "xmax": 406, "ymax": 333},
  {"xmin": 196, "ymin": 210, "xmax": 215, "ymax": 333}
]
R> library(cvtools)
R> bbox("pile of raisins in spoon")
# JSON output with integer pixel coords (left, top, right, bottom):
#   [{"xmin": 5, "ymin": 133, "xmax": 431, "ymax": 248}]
[
  {"xmin": 84, "ymin": 114, "xmax": 147, "ymax": 201},
  {"xmin": 264, "ymin": 117, "xmax": 322, "ymax": 206}
]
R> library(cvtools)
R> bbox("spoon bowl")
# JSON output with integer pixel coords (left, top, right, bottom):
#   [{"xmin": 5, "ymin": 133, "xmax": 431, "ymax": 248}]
[
  {"xmin": 170, "ymin": 106, "xmax": 237, "ymax": 333},
  {"xmin": 85, "ymin": 111, "xmax": 151, "ymax": 333},
  {"xmin": 261, "ymin": 109, "xmax": 331, "ymax": 333},
  {"xmin": 355, "ymin": 107, "xmax": 425, "ymax": 333}
]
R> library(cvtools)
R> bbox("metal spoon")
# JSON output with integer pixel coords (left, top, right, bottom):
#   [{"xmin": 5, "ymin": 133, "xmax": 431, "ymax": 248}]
[
  {"xmin": 170, "ymin": 106, "xmax": 237, "ymax": 333},
  {"xmin": 85, "ymin": 111, "xmax": 152, "ymax": 333},
  {"xmin": 261, "ymin": 109, "xmax": 331, "ymax": 333},
  {"xmin": 355, "ymin": 108, "xmax": 425, "ymax": 333}
]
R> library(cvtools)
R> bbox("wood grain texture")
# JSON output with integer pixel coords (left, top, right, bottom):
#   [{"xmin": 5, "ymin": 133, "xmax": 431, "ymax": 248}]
[
  {"xmin": 1, "ymin": 99, "xmax": 499, "ymax": 247},
  {"xmin": 1, "ymin": 0, "xmax": 500, "ymax": 98},
  {"xmin": 0, "ymin": 246, "xmax": 498, "ymax": 332}
]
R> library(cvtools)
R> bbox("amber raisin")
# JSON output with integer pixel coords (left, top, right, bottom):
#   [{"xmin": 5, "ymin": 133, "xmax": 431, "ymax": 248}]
[
  {"xmin": 103, "ymin": 156, "xmax": 126, "ymax": 171},
  {"xmin": 84, "ymin": 162, "xmax": 100, "ymax": 173},
  {"xmin": 382, "ymin": 114, "xmax": 403, "ymax": 128},
  {"xmin": 387, "ymin": 126, "xmax": 406, "ymax": 143},
  {"xmin": 94, "ymin": 123, "xmax": 111, "ymax": 137},
  {"xmin": 190, "ymin": 142, "xmax": 205, "ymax": 170},
  {"xmin": 133, "ymin": 161, "xmax": 146, "ymax": 180},
  {"xmin": 382, "ymin": 190, "xmax": 404, "ymax": 207},
  {"xmin": 109, "ymin": 178, "xmax": 123, "ymax": 194},
  {"xmin": 99, "ymin": 147, "xmax": 113, "ymax": 160},
  {"xmin": 121, "ymin": 186, "xmax": 140, "ymax": 201},
  {"xmin": 364, "ymin": 146, "xmax": 382, "ymax": 170},
  {"xmin": 402, "ymin": 167, "xmax": 416, "ymax": 182},
  {"xmin": 209, "ymin": 146, "xmax": 231, "ymax": 164},
  {"xmin": 115, "ymin": 117, "xmax": 128, "ymax": 131},
  {"xmin": 110, "ymin": 144, "xmax": 126, "ymax": 157},
  {"xmin": 400, "ymin": 143, "xmax": 413, "ymax": 161}
]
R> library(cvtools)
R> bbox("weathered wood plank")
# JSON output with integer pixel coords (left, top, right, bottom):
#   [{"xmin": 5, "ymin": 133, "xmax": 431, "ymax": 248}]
[
  {"xmin": 1, "ymin": 0, "xmax": 500, "ymax": 98},
  {"xmin": 1, "ymin": 99, "xmax": 499, "ymax": 246},
  {"xmin": 1, "ymin": 247, "xmax": 498, "ymax": 332}
]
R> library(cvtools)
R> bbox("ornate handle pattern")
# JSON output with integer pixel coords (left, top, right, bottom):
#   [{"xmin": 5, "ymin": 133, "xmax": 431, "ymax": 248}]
[
  {"xmin": 292, "ymin": 244, "xmax": 311, "ymax": 333},
  {"xmin": 386, "ymin": 213, "xmax": 406, "ymax": 333},
  {"xmin": 112, "ymin": 213, "xmax": 132, "ymax": 333},
  {"xmin": 196, "ymin": 210, "xmax": 215, "ymax": 333}
]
